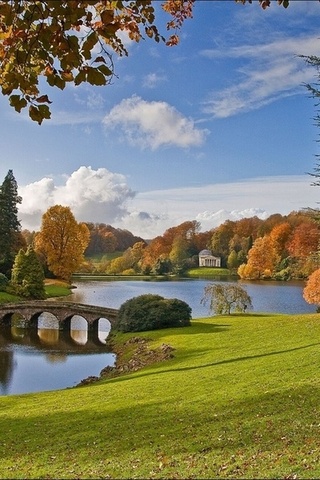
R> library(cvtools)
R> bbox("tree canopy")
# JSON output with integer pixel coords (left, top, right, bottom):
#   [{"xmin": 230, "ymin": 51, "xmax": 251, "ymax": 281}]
[
  {"xmin": 116, "ymin": 294, "xmax": 191, "ymax": 332},
  {"xmin": 201, "ymin": 283, "xmax": 252, "ymax": 316},
  {"xmin": 35, "ymin": 205, "xmax": 90, "ymax": 281},
  {"xmin": 0, "ymin": 0, "xmax": 298, "ymax": 124},
  {"xmin": 11, "ymin": 245, "xmax": 45, "ymax": 299}
]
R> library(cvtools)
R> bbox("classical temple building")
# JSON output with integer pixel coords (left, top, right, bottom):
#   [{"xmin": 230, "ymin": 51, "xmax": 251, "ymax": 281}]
[{"xmin": 198, "ymin": 249, "xmax": 221, "ymax": 268}]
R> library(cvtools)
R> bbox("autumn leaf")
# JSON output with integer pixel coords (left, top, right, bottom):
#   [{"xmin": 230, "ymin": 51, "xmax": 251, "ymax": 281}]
[
  {"xmin": 86, "ymin": 67, "xmax": 106, "ymax": 86},
  {"xmin": 36, "ymin": 95, "xmax": 52, "ymax": 104},
  {"xmin": 9, "ymin": 94, "xmax": 27, "ymax": 112}
]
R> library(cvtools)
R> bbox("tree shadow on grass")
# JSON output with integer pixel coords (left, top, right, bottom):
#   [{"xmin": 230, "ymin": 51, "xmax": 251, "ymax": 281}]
[
  {"xmin": 1, "ymin": 383, "xmax": 320, "ymax": 479},
  {"xmin": 106, "ymin": 340, "xmax": 320, "ymax": 385}
]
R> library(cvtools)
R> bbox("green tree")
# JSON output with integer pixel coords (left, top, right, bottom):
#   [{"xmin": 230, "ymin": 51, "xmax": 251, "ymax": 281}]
[
  {"xmin": 116, "ymin": 294, "xmax": 191, "ymax": 332},
  {"xmin": 0, "ymin": 170, "xmax": 25, "ymax": 276},
  {"xmin": 11, "ymin": 245, "xmax": 45, "ymax": 299},
  {"xmin": 210, "ymin": 221, "xmax": 236, "ymax": 266},
  {"xmin": 227, "ymin": 249, "xmax": 239, "ymax": 273},
  {"xmin": 169, "ymin": 235, "xmax": 189, "ymax": 274},
  {"xmin": 201, "ymin": 283, "xmax": 252, "ymax": 315},
  {"xmin": 35, "ymin": 205, "xmax": 90, "ymax": 281}
]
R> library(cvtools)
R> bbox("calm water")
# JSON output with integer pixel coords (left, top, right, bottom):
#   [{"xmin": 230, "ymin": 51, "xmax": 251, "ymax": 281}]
[
  {"xmin": 0, "ymin": 315, "xmax": 115, "ymax": 396},
  {"xmin": 68, "ymin": 277, "xmax": 316, "ymax": 318},
  {"xmin": 0, "ymin": 278, "xmax": 315, "ymax": 395}
]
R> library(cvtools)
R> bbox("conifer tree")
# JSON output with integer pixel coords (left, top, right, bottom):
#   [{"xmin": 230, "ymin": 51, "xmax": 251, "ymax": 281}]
[
  {"xmin": 0, "ymin": 170, "xmax": 24, "ymax": 276},
  {"xmin": 11, "ymin": 246, "xmax": 45, "ymax": 299}
]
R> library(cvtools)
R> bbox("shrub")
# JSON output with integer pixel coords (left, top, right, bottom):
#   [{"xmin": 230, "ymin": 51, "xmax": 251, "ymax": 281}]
[{"xmin": 116, "ymin": 294, "xmax": 192, "ymax": 332}]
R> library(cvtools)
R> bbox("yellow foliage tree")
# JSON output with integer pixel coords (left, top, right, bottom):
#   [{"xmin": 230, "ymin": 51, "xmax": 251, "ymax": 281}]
[{"xmin": 35, "ymin": 205, "xmax": 90, "ymax": 281}]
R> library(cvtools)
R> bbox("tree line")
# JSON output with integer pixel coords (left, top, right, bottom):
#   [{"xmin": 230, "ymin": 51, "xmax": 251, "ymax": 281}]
[
  {"xmin": 2, "ymin": 169, "xmax": 320, "ymax": 306},
  {"xmin": 88, "ymin": 211, "xmax": 320, "ymax": 281}
]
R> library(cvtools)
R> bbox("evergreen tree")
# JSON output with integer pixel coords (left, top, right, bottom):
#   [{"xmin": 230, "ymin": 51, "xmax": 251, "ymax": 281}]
[
  {"xmin": 11, "ymin": 246, "xmax": 45, "ymax": 299},
  {"xmin": 0, "ymin": 170, "xmax": 24, "ymax": 276}
]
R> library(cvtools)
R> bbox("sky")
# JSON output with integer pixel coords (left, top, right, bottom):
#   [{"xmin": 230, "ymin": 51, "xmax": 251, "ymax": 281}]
[{"xmin": 2, "ymin": 0, "xmax": 320, "ymax": 239}]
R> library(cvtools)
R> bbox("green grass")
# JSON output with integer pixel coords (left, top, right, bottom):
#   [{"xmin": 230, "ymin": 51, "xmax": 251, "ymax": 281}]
[
  {"xmin": 187, "ymin": 266, "xmax": 231, "ymax": 277},
  {"xmin": 44, "ymin": 284, "xmax": 72, "ymax": 297},
  {"xmin": 1, "ymin": 312, "xmax": 320, "ymax": 478},
  {"xmin": 0, "ymin": 280, "xmax": 72, "ymax": 303},
  {"xmin": 0, "ymin": 291, "xmax": 21, "ymax": 303}
]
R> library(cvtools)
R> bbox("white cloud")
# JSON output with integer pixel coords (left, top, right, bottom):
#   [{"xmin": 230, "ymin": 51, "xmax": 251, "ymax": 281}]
[
  {"xmin": 142, "ymin": 72, "xmax": 167, "ymax": 89},
  {"xmin": 202, "ymin": 35, "xmax": 320, "ymax": 118},
  {"xmin": 103, "ymin": 95, "xmax": 208, "ymax": 149},
  {"xmin": 127, "ymin": 175, "xmax": 319, "ymax": 236},
  {"xmin": 18, "ymin": 170, "xmax": 319, "ymax": 239},
  {"xmin": 18, "ymin": 166, "xmax": 134, "ymax": 231}
]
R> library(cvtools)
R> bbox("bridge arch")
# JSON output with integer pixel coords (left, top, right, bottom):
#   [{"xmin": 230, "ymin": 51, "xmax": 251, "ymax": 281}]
[{"xmin": 0, "ymin": 301, "xmax": 119, "ymax": 343}]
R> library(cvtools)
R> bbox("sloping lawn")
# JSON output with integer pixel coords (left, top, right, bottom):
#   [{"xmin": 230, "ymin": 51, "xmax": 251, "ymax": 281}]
[{"xmin": 1, "ymin": 313, "xmax": 320, "ymax": 478}]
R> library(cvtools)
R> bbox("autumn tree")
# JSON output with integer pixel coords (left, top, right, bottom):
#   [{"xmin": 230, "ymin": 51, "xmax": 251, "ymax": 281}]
[
  {"xmin": 35, "ymin": 205, "xmax": 90, "ymax": 281},
  {"xmin": 303, "ymin": 268, "xmax": 320, "ymax": 309},
  {"xmin": 269, "ymin": 222, "xmax": 292, "ymax": 258},
  {"xmin": 106, "ymin": 241, "xmax": 145, "ymax": 274},
  {"xmin": 85, "ymin": 223, "xmax": 117, "ymax": 256},
  {"xmin": 210, "ymin": 220, "xmax": 236, "ymax": 266},
  {"xmin": 0, "ymin": 170, "xmax": 25, "ymax": 276},
  {"xmin": 201, "ymin": 283, "xmax": 252, "ymax": 316},
  {"xmin": 11, "ymin": 245, "xmax": 45, "ymax": 299},
  {"xmin": 139, "ymin": 220, "xmax": 201, "ymax": 274},
  {"xmin": 238, "ymin": 235, "xmax": 280, "ymax": 280},
  {"xmin": 0, "ymin": 0, "xmax": 194, "ymax": 123},
  {"xmin": 286, "ymin": 221, "xmax": 320, "ymax": 277}
]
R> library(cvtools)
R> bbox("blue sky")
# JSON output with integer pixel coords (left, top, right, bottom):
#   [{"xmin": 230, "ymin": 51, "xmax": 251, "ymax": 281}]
[{"xmin": 2, "ymin": 0, "xmax": 320, "ymax": 238}]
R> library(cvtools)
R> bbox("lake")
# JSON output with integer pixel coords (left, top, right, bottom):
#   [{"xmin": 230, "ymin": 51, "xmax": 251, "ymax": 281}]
[
  {"xmin": 68, "ymin": 277, "xmax": 316, "ymax": 318},
  {"xmin": 0, "ymin": 278, "xmax": 316, "ymax": 395}
]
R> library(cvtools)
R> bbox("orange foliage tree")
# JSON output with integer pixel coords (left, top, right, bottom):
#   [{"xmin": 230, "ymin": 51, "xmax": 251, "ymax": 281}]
[
  {"xmin": 269, "ymin": 222, "xmax": 292, "ymax": 258},
  {"xmin": 287, "ymin": 222, "xmax": 320, "ymax": 260},
  {"xmin": 238, "ymin": 235, "xmax": 280, "ymax": 280},
  {"xmin": 303, "ymin": 268, "xmax": 320, "ymax": 308},
  {"xmin": 35, "ymin": 205, "xmax": 90, "ymax": 281}
]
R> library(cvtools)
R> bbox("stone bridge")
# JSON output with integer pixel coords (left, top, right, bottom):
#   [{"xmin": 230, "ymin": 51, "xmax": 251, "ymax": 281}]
[{"xmin": 0, "ymin": 301, "xmax": 119, "ymax": 333}]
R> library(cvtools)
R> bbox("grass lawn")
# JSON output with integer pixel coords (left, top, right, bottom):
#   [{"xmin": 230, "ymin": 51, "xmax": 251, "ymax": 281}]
[
  {"xmin": 1, "ymin": 312, "xmax": 320, "ymax": 478},
  {"xmin": 44, "ymin": 279, "xmax": 73, "ymax": 298},
  {"xmin": 187, "ymin": 267, "xmax": 231, "ymax": 277},
  {"xmin": 0, "ymin": 291, "xmax": 21, "ymax": 303},
  {"xmin": 0, "ymin": 279, "xmax": 72, "ymax": 303}
]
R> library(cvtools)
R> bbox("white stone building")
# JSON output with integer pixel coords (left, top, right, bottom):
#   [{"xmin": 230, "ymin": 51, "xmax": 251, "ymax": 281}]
[{"xmin": 198, "ymin": 249, "xmax": 221, "ymax": 268}]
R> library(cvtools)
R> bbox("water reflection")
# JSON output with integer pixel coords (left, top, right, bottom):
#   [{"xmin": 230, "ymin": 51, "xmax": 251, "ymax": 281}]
[{"xmin": 0, "ymin": 313, "xmax": 115, "ymax": 395}]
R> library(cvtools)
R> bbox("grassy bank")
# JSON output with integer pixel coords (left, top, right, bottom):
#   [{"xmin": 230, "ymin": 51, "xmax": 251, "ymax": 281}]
[
  {"xmin": 1, "ymin": 312, "xmax": 320, "ymax": 478},
  {"xmin": 0, "ymin": 279, "xmax": 72, "ymax": 303},
  {"xmin": 187, "ymin": 267, "xmax": 231, "ymax": 277},
  {"xmin": 44, "ymin": 279, "xmax": 73, "ymax": 298}
]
